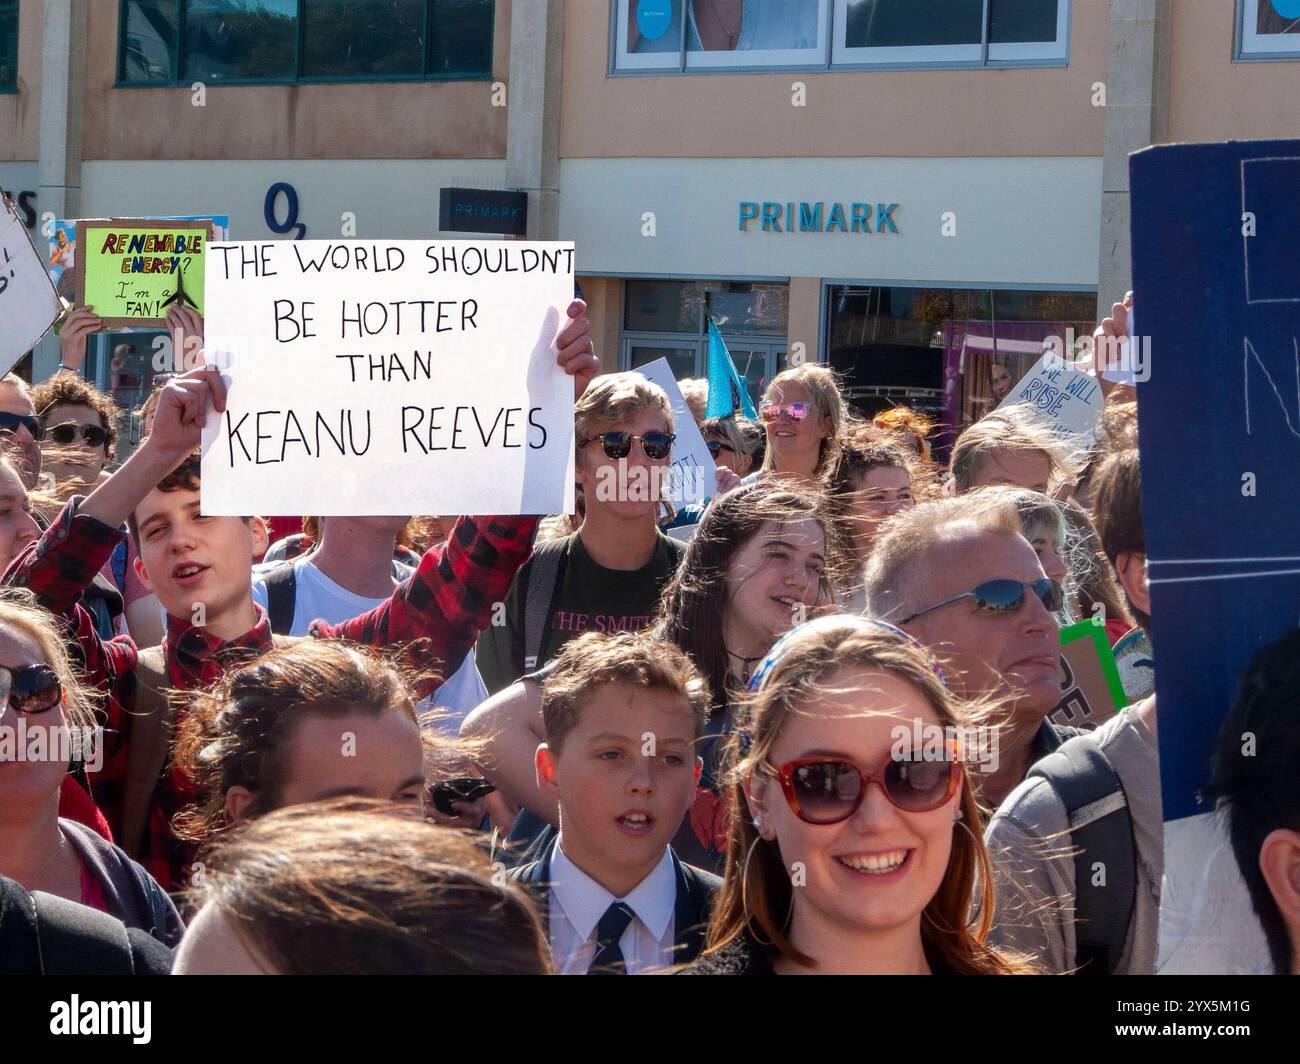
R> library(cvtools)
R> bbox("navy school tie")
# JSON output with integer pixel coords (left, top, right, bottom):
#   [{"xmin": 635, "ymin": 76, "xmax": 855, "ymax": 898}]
[{"xmin": 588, "ymin": 901, "xmax": 637, "ymax": 975}]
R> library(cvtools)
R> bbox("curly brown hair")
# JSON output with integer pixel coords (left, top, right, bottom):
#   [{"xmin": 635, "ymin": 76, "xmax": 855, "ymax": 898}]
[
  {"xmin": 172, "ymin": 640, "xmax": 463, "ymax": 844},
  {"xmin": 30, "ymin": 374, "xmax": 122, "ymax": 464}
]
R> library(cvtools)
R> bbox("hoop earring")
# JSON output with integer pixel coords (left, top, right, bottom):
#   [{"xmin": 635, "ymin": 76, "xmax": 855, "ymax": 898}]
[{"xmin": 739, "ymin": 832, "xmax": 795, "ymax": 946}]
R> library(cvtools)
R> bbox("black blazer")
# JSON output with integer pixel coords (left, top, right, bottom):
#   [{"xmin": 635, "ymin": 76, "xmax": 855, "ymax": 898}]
[{"xmin": 511, "ymin": 840, "xmax": 722, "ymax": 969}]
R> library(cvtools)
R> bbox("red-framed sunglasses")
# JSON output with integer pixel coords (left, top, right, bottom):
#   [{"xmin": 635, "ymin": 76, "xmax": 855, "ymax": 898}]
[{"xmin": 765, "ymin": 749, "xmax": 961, "ymax": 824}]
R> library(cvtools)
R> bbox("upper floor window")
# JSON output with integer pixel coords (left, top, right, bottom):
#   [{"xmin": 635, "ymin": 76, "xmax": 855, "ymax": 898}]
[
  {"xmin": 1238, "ymin": 0, "xmax": 1300, "ymax": 60},
  {"xmin": 118, "ymin": 0, "xmax": 494, "ymax": 86},
  {"xmin": 0, "ymin": 2, "xmax": 18, "ymax": 92},
  {"xmin": 612, "ymin": 0, "xmax": 1068, "ymax": 73}
]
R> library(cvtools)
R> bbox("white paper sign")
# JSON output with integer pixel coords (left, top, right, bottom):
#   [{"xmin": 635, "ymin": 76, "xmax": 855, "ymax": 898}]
[
  {"xmin": 0, "ymin": 204, "xmax": 62, "ymax": 375},
  {"xmin": 998, "ymin": 351, "xmax": 1104, "ymax": 453},
  {"xmin": 633, "ymin": 358, "xmax": 714, "ymax": 507},
  {"xmin": 200, "ymin": 240, "xmax": 576, "ymax": 515}
]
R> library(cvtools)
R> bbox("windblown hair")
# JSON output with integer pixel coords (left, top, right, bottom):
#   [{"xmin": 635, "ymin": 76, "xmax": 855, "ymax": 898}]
[
  {"xmin": 574, "ymin": 372, "xmax": 675, "ymax": 459},
  {"xmin": 31, "ymin": 374, "xmax": 123, "ymax": 464},
  {"xmin": 759, "ymin": 365, "xmax": 850, "ymax": 479},
  {"xmin": 652, "ymin": 482, "xmax": 843, "ymax": 713},
  {"xmin": 192, "ymin": 798, "xmax": 552, "ymax": 975},
  {"xmin": 950, "ymin": 405, "xmax": 1076, "ymax": 493},
  {"xmin": 173, "ymin": 640, "xmax": 462, "ymax": 844},
  {"xmin": 702, "ymin": 415, "xmax": 761, "ymax": 460},
  {"xmin": 676, "ymin": 377, "xmax": 709, "ymax": 426},
  {"xmin": 540, "ymin": 631, "xmax": 712, "ymax": 754},
  {"xmin": 863, "ymin": 492, "xmax": 1024, "ymax": 624},
  {"xmin": 705, "ymin": 616, "xmax": 1033, "ymax": 974},
  {"xmin": 873, "ymin": 405, "xmax": 937, "ymax": 460},
  {"xmin": 0, "ymin": 373, "xmax": 32, "ymax": 402}
]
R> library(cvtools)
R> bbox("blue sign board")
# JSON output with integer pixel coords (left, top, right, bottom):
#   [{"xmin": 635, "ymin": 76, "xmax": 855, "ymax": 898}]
[{"xmin": 1130, "ymin": 140, "xmax": 1300, "ymax": 823}]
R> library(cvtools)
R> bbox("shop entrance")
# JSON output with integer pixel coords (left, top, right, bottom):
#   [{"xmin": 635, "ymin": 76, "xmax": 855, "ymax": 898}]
[{"xmin": 620, "ymin": 279, "xmax": 789, "ymax": 409}]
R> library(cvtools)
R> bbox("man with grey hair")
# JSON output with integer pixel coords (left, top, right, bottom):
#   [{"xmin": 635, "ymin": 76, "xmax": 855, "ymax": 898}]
[{"xmin": 864, "ymin": 492, "xmax": 1073, "ymax": 806}]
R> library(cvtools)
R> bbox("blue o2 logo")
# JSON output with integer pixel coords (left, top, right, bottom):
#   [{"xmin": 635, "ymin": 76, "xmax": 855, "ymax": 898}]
[
  {"xmin": 1270, "ymin": 0, "xmax": 1300, "ymax": 20},
  {"xmin": 636, "ymin": 0, "xmax": 672, "ymax": 41}
]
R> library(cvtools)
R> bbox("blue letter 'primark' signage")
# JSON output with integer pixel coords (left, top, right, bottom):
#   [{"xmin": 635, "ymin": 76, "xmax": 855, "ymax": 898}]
[
  {"xmin": 738, "ymin": 200, "xmax": 899, "ymax": 234},
  {"xmin": 439, "ymin": 188, "xmax": 528, "ymax": 236}
]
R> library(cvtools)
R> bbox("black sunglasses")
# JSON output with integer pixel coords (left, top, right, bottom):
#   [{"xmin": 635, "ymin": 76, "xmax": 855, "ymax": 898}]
[
  {"xmin": 578, "ymin": 431, "xmax": 675, "ymax": 461},
  {"xmin": 426, "ymin": 777, "xmax": 496, "ymax": 818},
  {"xmin": 1, "ymin": 663, "xmax": 63, "ymax": 716},
  {"xmin": 43, "ymin": 423, "xmax": 108, "ymax": 448},
  {"xmin": 0, "ymin": 412, "xmax": 42, "ymax": 439},
  {"xmin": 898, "ymin": 578, "xmax": 1065, "ymax": 625},
  {"xmin": 705, "ymin": 439, "xmax": 736, "ymax": 457}
]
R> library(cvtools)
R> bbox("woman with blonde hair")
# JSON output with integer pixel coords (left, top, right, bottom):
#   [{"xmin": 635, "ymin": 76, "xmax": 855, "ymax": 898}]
[
  {"xmin": 687, "ymin": 614, "xmax": 1034, "ymax": 975},
  {"xmin": 0, "ymin": 589, "xmax": 181, "ymax": 944},
  {"xmin": 748, "ymin": 365, "xmax": 849, "ymax": 486}
]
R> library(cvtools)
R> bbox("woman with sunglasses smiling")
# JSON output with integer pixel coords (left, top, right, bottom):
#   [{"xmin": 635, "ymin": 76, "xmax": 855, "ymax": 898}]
[
  {"xmin": 746, "ymin": 365, "xmax": 849, "ymax": 489},
  {"xmin": 686, "ymin": 615, "xmax": 1033, "ymax": 975},
  {"xmin": 464, "ymin": 481, "xmax": 847, "ymax": 872},
  {"xmin": 0, "ymin": 590, "xmax": 181, "ymax": 945}
]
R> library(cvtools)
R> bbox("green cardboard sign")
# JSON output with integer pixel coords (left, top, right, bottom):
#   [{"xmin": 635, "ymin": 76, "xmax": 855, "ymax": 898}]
[
  {"xmin": 75, "ymin": 218, "xmax": 211, "ymax": 327},
  {"xmin": 1050, "ymin": 618, "xmax": 1130, "ymax": 730}
]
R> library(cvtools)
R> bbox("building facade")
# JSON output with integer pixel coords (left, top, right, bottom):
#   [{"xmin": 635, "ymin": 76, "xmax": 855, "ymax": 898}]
[{"xmin": 3, "ymin": 1, "xmax": 1298, "ymax": 436}]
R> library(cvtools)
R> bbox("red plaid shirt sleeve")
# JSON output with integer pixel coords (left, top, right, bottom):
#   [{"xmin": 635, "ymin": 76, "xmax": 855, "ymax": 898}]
[
  {"xmin": 4, "ymin": 498, "xmax": 140, "ymax": 701},
  {"xmin": 309, "ymin": 515, "xmax": 538, "ymax": 696}
]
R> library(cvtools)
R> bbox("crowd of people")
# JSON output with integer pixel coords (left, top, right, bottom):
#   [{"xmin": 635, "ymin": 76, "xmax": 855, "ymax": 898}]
[{"xmin": 0, "ymin": 291, "xmax": 1295, "ymax": 978}]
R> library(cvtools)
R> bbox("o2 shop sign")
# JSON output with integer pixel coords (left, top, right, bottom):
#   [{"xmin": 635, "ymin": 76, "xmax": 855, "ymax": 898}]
[{"xmin": 264, "ymin": 182, "xmax": 307, "ymax": 239}]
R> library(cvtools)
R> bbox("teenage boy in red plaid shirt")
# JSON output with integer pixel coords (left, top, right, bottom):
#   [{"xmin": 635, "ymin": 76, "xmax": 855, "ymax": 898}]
[{"xmin": 5, "ymin": 303, "xmax": 597, "ymax": 892}]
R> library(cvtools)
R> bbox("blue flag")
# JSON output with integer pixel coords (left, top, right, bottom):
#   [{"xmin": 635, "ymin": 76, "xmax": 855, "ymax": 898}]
[{"xmin": 705, "ymin": 319, "xmax": 758, "ymax": 420}]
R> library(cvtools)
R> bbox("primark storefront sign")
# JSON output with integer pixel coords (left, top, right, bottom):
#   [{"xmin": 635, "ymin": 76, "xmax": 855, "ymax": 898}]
[{"xmin": 738, "ymin": 200, "xmax": 899, "ymax": 234}]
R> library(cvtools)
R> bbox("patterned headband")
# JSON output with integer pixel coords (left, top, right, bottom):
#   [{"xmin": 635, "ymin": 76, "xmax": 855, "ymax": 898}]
[{"xmin": 735, "ymin": 613, "xmax": 950, "ymax": 757}]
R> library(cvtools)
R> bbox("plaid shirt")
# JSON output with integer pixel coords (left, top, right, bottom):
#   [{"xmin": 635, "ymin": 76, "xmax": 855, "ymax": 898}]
[{"xmin": 6, "ymin": 497, "xmax": 538, "ymax": 892}]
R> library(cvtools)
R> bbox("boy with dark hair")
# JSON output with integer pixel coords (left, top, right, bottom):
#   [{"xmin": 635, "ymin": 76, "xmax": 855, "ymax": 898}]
[
  {"xmin": 5, "ymin": 307, "xmax": 597, "ymax": 891},
  {"xmin": 1208, "ymin": 628, "xmax": 1300, "ymax": 975},
  {"xmin": 512, "ymin": 630, "xmax": 720, "ymax": 974}
]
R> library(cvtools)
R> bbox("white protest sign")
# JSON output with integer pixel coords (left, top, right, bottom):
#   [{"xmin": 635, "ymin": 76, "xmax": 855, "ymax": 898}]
[
  {"xmin": 634, "ymin": 358, "xmax": 714, "ymax": 506},
  {"xmin": 998, "ymin": 350, "xmax": 1104, "ymax": 454},
  {"xmin": 199, "ymin": 240, "xmax": 576, "ymax": 515},
  {"xmin": 0, "ymin": 202, "xmax": 62, "ymax": 375}
]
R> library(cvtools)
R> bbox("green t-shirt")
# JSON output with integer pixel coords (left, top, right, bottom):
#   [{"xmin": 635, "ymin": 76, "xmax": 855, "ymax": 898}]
[{"xmin": 475, "ymin": 531, "xmax": 685, "ymax": 694}]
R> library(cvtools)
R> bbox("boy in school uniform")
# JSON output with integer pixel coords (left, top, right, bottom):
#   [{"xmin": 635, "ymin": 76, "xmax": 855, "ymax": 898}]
[
  {"xmin": 4, "ymin": 307, "xmax": 598, "ymax": 891},
  {"xmin": 512, "ymin": 631, "xmax": 721, "ymax": 974}
]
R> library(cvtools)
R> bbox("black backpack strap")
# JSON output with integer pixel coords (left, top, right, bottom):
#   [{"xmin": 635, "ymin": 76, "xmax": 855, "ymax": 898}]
[
  {"xmin": 1027, "ymin": 735, "xmax": 1137, "ymax": 975},
  {"xmin": 521, "ymin": 538, "xmax": 569, "ymax": 671},
  {"xmin": 30, "ymin": 890, "xmax": 136, "ymax": 975},
  {"xmin": 261, "ymin": 561, "xmax": 300, "ymax": 636}
]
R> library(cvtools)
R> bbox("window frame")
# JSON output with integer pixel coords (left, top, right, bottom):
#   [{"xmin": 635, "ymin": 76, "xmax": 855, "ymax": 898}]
[
  {"xmin": 609, "ymin": 0, "xmax": 1069, "ymax": 76},
  {"xmin": 116, "ymin": 0, "xmax": 495, "ymax": 88},
  {"xmin": 0, "ymin": 0, "xmax": 20, "ymax": 94},
  {"xmin": 1235, "ymin": 0, "xmax": 1300, "ymax": 61}
]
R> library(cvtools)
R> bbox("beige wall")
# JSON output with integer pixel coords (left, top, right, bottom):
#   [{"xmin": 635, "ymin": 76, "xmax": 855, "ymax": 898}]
[
  {"xmin": 1168, "ymin": 2, "xmax": 1300, "ymax": 142},
  {"xmin": 560, "ymin": 0, "xmax": 1107, "ymax": 159},
  {"xmin": 787, "ymin": 276, "xmax": 821, "ymax": 361},
  {"xmin": 577, "ymin": 274, "xmax": 622, "ymax": 373},
  {"xmin": 81, "ymin": 1, "xmax": 512, "ymax": 161},
  {"xmin": 0, "ymin": 0, "xmax": 41, "ymax": 161}
]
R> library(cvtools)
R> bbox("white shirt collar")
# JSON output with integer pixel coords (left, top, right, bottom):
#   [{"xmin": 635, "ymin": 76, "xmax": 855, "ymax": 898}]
[{"xmin": 549, "ymin": 844, "xmax": 676, "ymax": 943}]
